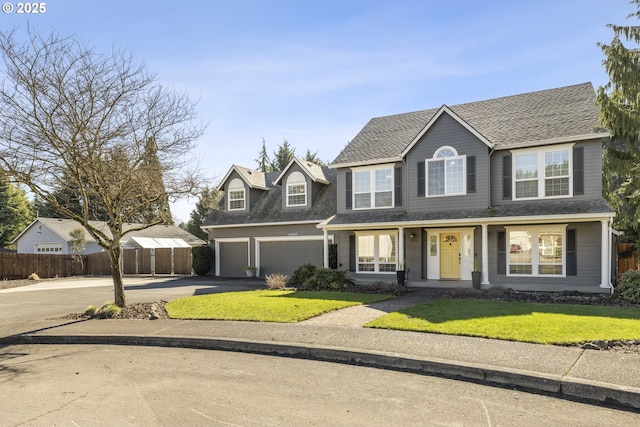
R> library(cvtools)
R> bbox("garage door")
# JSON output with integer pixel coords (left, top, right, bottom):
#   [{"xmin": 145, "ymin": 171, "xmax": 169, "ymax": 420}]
[
  {"xmin": 259, "ymin": 240, "xmax": 324, "ymax": 276},
  {"xmin": 219, "ymin": 241, "xmax": 248, "ymax": 277}
]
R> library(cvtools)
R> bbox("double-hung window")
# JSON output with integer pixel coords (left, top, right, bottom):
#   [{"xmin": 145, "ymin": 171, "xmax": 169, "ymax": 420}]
[
  {"xmin": 353, "ymin": 165, "xmax": 393, "ymax": 209},
  {"xmin": 513, "ymin": 145, "xmax": 572, "ymax": 200},
  {"xmin": 286, "ymin": 171, "xmax": 307, "ymax": 206},
  {"xmin": 507, "ymin": 225, "xmax": 566, "ymax": 276},
  {"xmin": 227, "ymin": 178, "xmax": 246, "ymax": 211},
  {"xmin": 356, "ymin": 231, "xmax": 397, "ymax": 273},
  {"xmin": 426, "ymin": 146, "xmax": 465, "ymax": 196}
]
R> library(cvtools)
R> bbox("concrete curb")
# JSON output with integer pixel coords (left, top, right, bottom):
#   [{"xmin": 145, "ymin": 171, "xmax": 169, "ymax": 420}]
[{"xmin": 5, "ymin": 333, "xmax": 640, "ymax": 411}]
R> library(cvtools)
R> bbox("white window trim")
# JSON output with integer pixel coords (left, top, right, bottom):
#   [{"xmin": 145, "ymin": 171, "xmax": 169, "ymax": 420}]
[
  {"xmin": 227, "ymin": 178, "xmax": 246, "ymax": 211},
  {"xmin": 355, "ymin": 230, "xmax": 398, "ymax": 274},
  {"xmin": 426, "ymin": 146, "xmax": 466, "ymax": 197},
  {"xmin": 352, "ymin": 164, "xmax": 394, "ymax": 210},
  {"xmin": 286, "ymin": 172, "xmax": 307, "ymax": 207},
  {"xmin": 505, "ymin": 225, "xmax": 567, "ymax": 277},
  {"xmin": 511, "ymin": 143, "xmax": 574, "ymax": 201}
]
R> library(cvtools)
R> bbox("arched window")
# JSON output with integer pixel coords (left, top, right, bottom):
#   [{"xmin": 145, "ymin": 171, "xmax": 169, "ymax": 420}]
[
  {"xmin": 286, "ymin": 171, "xmax": 307, "ymax": 206},
  {"xmin": 426, "ymin": 146, "xmax": 465, "ymax": 196},
  {"xmin": 228, "ymin": 178, "xmax": 245, "ymax": 210}
]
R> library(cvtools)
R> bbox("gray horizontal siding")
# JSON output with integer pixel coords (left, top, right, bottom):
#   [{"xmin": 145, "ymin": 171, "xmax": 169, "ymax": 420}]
[
  {"xmin": 490, "ymin": 139, "xmax": 604, "ymax": 207},
  {"xmin": 405, "ymin": 113, "xmax": 489, "ymax": 212},
  {"xmin": 488, "ymin": 222, "xmax": 602, "ymax": 289}
]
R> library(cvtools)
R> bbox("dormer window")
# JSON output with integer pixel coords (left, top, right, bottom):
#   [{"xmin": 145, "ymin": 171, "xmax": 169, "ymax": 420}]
[
  {"xmin": 228, "ymin": 178, "xmax": 245, "ymax": 211},
  {"xmin": 286, "ymin": 171, "xmax": 307, "ymax": 207},
  {"xmin": 426, "ymin": 146, "xmax": 465, "ymax": 196}
]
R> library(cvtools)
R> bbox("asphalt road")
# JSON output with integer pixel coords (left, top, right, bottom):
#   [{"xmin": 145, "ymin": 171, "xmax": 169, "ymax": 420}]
[{"xmin": 2, "ymin": 344, "xmax": 638, "ymax": 426}]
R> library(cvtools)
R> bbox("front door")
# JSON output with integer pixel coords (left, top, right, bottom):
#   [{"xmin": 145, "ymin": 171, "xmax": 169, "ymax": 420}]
[{"xmin": 440, "ymin": 233, "xmax": 460, "ymax": 279}]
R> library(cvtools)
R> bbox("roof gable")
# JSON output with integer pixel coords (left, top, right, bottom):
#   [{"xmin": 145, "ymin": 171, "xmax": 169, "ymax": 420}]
[
  {"xmin": 273, "ymin": 157, "xmax": 329, "ymax": 185},
  {"xmin": 400, "ymin": 105, "xmax": 493, "ymax": 157},
  {"xmin": 216, "ymin": 165, "xmax": 268, "ymax": 191}
]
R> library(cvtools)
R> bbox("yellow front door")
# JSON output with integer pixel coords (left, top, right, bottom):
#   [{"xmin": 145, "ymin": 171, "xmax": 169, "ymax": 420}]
[{"xmin": 440, "ymin": 233, "xmax": 460, "ymax": 279}]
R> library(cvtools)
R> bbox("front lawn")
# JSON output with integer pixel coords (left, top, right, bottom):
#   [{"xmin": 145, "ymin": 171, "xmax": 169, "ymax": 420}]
[
  {"xmin": 166, "ymin": 290, "xmax": 393, "ymax": 322},
  {"xmin": 365, "ymin": 297, "xmax": 640, "ymax": 345}
]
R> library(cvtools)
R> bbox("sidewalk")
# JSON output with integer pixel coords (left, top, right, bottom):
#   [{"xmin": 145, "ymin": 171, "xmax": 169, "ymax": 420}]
[{"xmin": 2, "ymin": 289, "xmax": 640, "ymax": 411}]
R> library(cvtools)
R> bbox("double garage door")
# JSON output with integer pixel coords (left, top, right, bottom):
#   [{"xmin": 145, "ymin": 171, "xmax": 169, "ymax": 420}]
[{"xmin": 217, "ymin": 238, "xmax": 324, "ymax": 277}]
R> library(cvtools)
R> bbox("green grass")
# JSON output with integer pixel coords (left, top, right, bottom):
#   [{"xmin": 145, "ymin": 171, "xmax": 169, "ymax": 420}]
[
  {"xmin": 365, "ymin": 298, "xmax": 640, "ymax": 345},
  {"xmin": 166, "ymin": 290, "xmax": 394, "ymax": 322}
]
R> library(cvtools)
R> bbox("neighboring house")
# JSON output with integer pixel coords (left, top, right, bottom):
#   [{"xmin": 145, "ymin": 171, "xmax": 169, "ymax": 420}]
[
  {"xmin": 202, "ymin": 158, "xmax": 336, "ymax": 277},
  {"xmin": 13, "ymin": 217, "xmax": 206, "ymax": 254},
  {"xmin": 203, "ymin": 83, "xmax": 615, "ymax": 293}
]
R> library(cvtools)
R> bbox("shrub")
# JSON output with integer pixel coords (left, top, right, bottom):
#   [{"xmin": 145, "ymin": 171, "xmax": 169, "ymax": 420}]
[
  {"xmin": 98, "ymin": 303, "xmax": 121, "ymax": 318},
  {"xmin": 302, "ymin": 268, "xmax": 352, "ymax": 291},
  {"xmin": 287, "ymin": 263, "xmax": 317, "ymax": 286},
  {"xmin": 361, "ymin": 280, "xmax": 409, "ymax": 295},
  {"xmin": 192, "ymin": 245, "xmax": 213, "ymax": 276},
  {"xmin": 617, "ymin": 270, "xmax": 640, "ymax": 304},
  {"xmin": 28, "ymin": 272, "xmax": 40, "ymax": 280},
  {"xmin": 266, "ymin": 273, "xmax": 289, "ymax": 290},
  {"xmin": 83, "ymin": 305, "xmax": 98, "ymax": 316}
]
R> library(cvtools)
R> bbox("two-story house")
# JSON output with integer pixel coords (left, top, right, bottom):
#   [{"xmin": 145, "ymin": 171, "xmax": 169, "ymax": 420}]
[
  {"xmin": 322, "ymin": 82, "xmax": 614, "ymax": 293},
  {"xmin": 204, "ymin": 82, "xmax": 615, "ymax": 293}
]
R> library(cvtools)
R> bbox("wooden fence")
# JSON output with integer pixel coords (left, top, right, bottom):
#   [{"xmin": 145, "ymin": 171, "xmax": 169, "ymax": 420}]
[
  {"xmin": 617, "ymin": 243, "xmax": 639, "ymax": 279},
  {"xmin": 85, "ymin": 248, "xmax": 192, "ymax": 276},
  {"xmin": 0, "ymin": 253, "xmax": 85, "ymax": 280},
  {"xmin": 1, "ymin": 247, "xmax": 193, "ymax": 280}
]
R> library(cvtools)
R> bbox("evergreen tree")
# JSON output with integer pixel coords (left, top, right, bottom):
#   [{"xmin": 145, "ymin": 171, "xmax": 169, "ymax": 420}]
[
  {"xmin": 303, "ymin": 149, "xmax": 325, "ymax": 165},
  {"xmin": 255, "ymin": 137, "xmax": 273, "ymax": 172},
  {"xmin": 185, "ymin": 186, "xmax": 221, "ymax": 240},
  {"xmin": 597, "ymin": 0, "xmax": 640, "ymax": 244},
  {"xmin": 272, "ymin": 139, "xmax": 296, "ymax": 171},
  {"xmin": 32, "ymin": 172, "xmax": 109, "ymax": 220},
  {"xmin": 0, "ymin": 173, "xmax": 33, "ymax": 247}
]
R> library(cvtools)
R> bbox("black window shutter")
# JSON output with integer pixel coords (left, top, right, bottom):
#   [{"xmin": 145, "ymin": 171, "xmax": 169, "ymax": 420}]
[
  {"xmin": 467, "ymin": 155, "xmax": 476, "ymax": 193},
  {"xmin": 567, "ymin": 229, "xmax": 577, "ymax": 276},
  {"xmin": 345, "ymin": 171, "xmax": 352, "ymax": 210},
  {"xmin": 394, "ymin": 165, "xmax": 402, "ymax": 207},
  {"xmin": 502, "ymin": 155, "xmax": 512, "ymax": 200},
  {"xmin": 497, "ymin": 231, "xmax": 506, "ymax": 275},
  {"xmin": 573, "ymin": 146, "xmax": 584, "ymax": 195},
  {"xmin": 417, "ymin": 161, "xmax": 425, "ymax": 197},
  {"xmin": 349, "ymin": 234, "xmax": 356, "ymax": 272}
]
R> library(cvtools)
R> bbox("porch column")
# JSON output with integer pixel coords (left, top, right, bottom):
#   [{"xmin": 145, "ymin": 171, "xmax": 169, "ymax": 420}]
[
  {"xmin": 398, "ymin": 227, "xmax": 405, "ymax": 267},
  {"xmin": 600, "ymin": 219, "xmax": 612, "ymax": 291},
  {"xmin": 481, "ymin": 223, "xmax": 490, "ymax": 285},
  {"xmin": 323, "ymin": 229, "xmax": 329, "ymax": 268}
]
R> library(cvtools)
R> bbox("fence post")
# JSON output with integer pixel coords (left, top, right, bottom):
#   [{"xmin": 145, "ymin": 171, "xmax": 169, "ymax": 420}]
[{"xmin": 150, "ymin": 248, "xmax": 155, "ymax": 276}]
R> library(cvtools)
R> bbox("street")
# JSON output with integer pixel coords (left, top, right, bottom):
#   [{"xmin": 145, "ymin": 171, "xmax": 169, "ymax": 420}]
[{"xmin": 1, "ymin": 344, "xmax": 638, "ymax": 426}]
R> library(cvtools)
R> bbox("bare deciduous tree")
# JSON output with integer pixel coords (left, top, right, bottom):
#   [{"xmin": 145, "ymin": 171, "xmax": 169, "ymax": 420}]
[
  {"xmin": 69, "ymin": 227, "xmax": 86, "ymax": 271},
  {"xmin": 0, "ymin": 28, "xmax": 204, "ymax": 306}
]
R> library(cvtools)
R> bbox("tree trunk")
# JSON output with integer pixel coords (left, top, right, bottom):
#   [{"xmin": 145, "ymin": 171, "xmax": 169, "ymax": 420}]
[{"xmin": 108, "ymin": 246, "xmax": 126, "ymax": 307}]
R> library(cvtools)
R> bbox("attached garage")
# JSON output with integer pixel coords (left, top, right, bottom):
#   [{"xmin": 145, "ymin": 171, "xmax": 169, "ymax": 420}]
[
  {"xmin": 215, "ymin": 238, "xmax": 250, "ymax": 277},
  {"xmin": 256, "ymin": 236, "xmax": 329, "ymax": 276}
]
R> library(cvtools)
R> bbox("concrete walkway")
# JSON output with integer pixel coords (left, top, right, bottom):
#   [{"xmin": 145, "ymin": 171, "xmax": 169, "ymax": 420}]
[{"xmin": 2, "ymin": 285, "xmax": 640, "ymax": 411}]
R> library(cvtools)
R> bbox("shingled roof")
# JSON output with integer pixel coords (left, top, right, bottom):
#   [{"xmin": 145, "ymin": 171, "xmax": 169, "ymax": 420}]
[
  {"xmin": 331, "ymin": 82, "xmax": 607, "ymax": 167},
  {"xmin": 204, "ymin": 167, "xmax": 337, "ymax": 227}
]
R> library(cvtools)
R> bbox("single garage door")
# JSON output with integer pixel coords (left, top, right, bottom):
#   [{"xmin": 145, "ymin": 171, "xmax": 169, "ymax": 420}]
[
  {"xmin": 219, "ymin": 241, "xmax": 248, "ymax": 277},
  {"xmin": 259, "ymin": 240, "xmax": 324, "ymax": 276}
]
